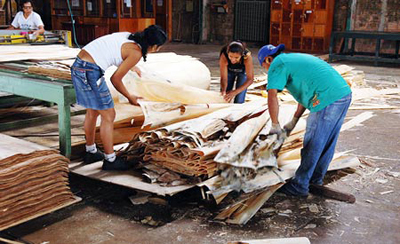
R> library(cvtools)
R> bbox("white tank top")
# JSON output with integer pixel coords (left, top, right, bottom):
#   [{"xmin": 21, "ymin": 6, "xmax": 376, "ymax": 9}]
[{"xmin": 83, "ymin": 32, "xmax": 137, "ymax": 71}]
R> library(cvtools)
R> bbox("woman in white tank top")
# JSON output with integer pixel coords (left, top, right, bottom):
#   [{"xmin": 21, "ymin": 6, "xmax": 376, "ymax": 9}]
[{"xmin": 71, "ymin": 25, "xmax": 167, "ymax": 170}]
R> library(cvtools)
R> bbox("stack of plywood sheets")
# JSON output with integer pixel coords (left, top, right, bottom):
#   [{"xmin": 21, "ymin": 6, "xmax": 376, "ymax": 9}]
[
  {"xmin": 0, "ymin": 45, "xmax": 79, "ymax": 62},
  {"xmin": 0, "ymin": 134, "xmax": 79, "ymax": 231},
  {"xmin": 27, "ymin": 61, "xmax": 73, "ymax": 80}
]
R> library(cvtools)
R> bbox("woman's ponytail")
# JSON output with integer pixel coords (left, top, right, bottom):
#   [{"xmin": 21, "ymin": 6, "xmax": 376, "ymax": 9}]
[{"xmin": 128, "ymin": 25, "xmax": 167, "ymax": 62}]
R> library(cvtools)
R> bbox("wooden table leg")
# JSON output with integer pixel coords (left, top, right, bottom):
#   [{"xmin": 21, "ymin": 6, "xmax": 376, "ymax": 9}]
[
  {"xmin": 350, "ymin": 38, "xmax": 356, "ymax": 56},
  {"xmin": 58, "ymin": 100, "xmax": 72, "ymax": 159},
  {"xmin": 375, "ymin": 38, "xmax": 381, "ymax": 66}
]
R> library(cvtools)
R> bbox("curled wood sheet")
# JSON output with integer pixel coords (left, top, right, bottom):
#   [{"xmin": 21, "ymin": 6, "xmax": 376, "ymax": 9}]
[
  {"xmin": 139, "ymin": 101, "xmax": 232, "ymax": 128},
  {"xmin": 103, "ymin": 53, "xmax": 219, "ymax": 104},
  {"xmin": 214, "ymin": 111, "xmax": 270, "ymax": 167},
  {"xmin": 129, "ymin": 78, "xmax": 227, "ymax": 104},
  {"xmin": 137, "ymin": 52, "xmax": 212, "ymax": 90}
]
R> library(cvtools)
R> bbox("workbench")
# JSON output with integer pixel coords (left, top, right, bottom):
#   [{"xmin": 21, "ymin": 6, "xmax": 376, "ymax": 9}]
[
  {"xmin": 329, "ymin": 31, "xmax": 400, "ymax": 66},
  {"xmin": 0, "ymin": 62, "xmax": 80, "ymax": 158}
]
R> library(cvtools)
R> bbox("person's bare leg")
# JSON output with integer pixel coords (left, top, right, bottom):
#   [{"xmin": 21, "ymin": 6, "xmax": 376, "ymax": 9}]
[
  {"xmin": 97, "ymin": 108, "xmax": 116, "ymax": 154},
  {"xmin": 84, "ymin": 109, "xmax": 100, "ymax": 146}
]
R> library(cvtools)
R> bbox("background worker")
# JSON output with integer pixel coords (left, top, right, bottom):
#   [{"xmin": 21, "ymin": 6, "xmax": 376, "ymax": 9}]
[
  {"xmin": 7, "ymin": 0, "xmax": 45, "ymax": 36},
  {"xmin": 219, "ymin": 41, "xmax": 254, "ymax": 103},
  {"xmin": 71, "ymin": 25, "xmax": 167, "ymax": 170},
  {"xmin": 258, "ymin": 44, "xmax": 352, "ymax": 197}
]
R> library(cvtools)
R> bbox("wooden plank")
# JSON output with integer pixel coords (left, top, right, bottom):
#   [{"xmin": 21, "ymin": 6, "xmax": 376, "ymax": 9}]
[
  {"xmin": 309, "ymin": 185, "xmax": 356, "ymax": 203},
  {"xmin": 340, "ymin": 112, "xmax": 374, "ymax": 131},
  {"xmin": 0, "ymin": 196, "xmax": 81, "ymax": 231},
  {"xmin": 227, "ymin": 237, "xmax": 310, "ymax": 244},
  {"xmin": 69, "ymin": 160, "xmax": 194, "ymax": 196},
  {"xmin": 0, "ymin": 237, "xmax": 24, "ymax": 244},
  {"xmin": 225, "ymin": 184, "xmax": 283, "ymax": 225}
]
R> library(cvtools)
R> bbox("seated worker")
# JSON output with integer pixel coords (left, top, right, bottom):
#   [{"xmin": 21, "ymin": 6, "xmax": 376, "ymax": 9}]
[
  {"xmin": 258, "ymin": 44, "xmax": 352, "ymax": 197},
  {"xmin": 7, "ymin": 0, "xmax": 45, "ymax": 36},
  {"xmin": 219, "ymin": 41, "xmax": 254, "ymax": 103},
  {"xmin": 71, "ymin": 25, "xmax": 167, "ymax": 171}
]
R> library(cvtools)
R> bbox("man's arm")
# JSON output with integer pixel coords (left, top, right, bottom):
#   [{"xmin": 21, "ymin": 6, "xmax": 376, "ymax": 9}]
[
  {"xmin": 33, "ymin": 13, "xmax": 45, "ymax": 35},
  {"xmin": 268, "ymin": 89, "xmax": 280, "ymax": 124},
  {"xmin": 33, "ymin": 25, "xmax": 45, "ymax": 35},
  {"xmin": 294, "ymin": 103, "xmax": 306, "ymax": 118}
]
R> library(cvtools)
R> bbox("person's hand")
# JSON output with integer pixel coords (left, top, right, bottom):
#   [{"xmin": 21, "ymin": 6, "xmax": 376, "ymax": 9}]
[
  {"xmin": 283, "ymin": 117, "xmax": 299, "ymax": 136},
  {"xmin": 269, "ymin": 123, "xmax": 283, "ymax": 135},
  {"xmin": 224, "ymin": 90, "xmax": 237, "ymax": 102},
  {"xmin": 220, "ymin": 89, "xmax": 226, "ymax": 97},
  {"xmin": 127, "ymin": 94, "xmax": 142, "ymax": 106},
  {"xmin": 131, "ymin": 66, "xmax": 141, "ymax": 77}
]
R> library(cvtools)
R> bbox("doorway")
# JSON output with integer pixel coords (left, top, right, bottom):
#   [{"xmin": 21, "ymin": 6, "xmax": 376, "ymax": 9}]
[{"xmin": 234, "ymin": 0, "xmax": 270, "ymax": 43}]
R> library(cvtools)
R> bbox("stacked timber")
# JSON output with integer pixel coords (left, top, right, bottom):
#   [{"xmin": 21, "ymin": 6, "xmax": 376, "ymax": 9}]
[{"xmin": 0, "ymin": 150, "xmax": 77, "ymax": 230}]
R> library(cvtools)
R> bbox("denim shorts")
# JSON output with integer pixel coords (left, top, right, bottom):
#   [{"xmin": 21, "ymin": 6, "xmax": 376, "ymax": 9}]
[{"xmin": 71, "ymin": 57, "xmax": 114, "ymax": 110}]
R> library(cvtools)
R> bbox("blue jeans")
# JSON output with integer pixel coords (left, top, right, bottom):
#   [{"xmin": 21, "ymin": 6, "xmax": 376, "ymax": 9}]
[
  {"xmin": 71, "ymin": 57, "xmax": 114, "ymax": 110},
  {"xmin": 284, "ymin": 93, "xmax": 352, "ymax": 196},
  {"xmin": 227, "ymin": 71, "xmax": 247, "ymax": 103}
]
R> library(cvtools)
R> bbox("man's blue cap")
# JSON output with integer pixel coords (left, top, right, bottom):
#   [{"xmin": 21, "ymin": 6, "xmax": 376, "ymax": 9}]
[{"xmin": 257, "ymin": 44, "xmax": 285, "ymax": 66}]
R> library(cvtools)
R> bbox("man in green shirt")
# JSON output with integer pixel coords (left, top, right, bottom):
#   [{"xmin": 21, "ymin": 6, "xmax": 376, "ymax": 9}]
[{"xmin": 258, "ymin": 44, "xmax": 352, "ymax": 197}]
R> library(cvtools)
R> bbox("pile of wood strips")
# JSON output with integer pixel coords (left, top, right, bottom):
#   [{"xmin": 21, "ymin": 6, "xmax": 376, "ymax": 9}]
[
  {"xmin": 27, "ymin": 61, "xmax": 72, "ymax": 80},
  {"xmin": 118, "ymin": 98, "xmax": 363, "ymax": 224},
  {"xmin": 0, "ymin": 150, "xmax": 77, "ymax": 230},
  {"xmin": 121, "ymin": 100, "xmax": 270, "ymax": 181}
]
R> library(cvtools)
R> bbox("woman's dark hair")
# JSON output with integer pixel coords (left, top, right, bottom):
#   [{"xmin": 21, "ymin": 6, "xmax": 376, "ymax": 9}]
[
  {"xmin": 128, "ymin": 25, "xmax": 167, "ymax": 62},
  {"xmin": 227, "ymin": 40, "xmax": 246, "ymax": 55},
  {"xmin": 20, "ymin": 0, "xmax": 34, "ymax": 10}
]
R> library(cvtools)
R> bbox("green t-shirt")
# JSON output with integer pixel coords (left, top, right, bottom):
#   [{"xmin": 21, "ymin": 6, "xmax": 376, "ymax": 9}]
[{"xmin": 267, "ymin": 53, "xmax": 351, "ymax": 112}]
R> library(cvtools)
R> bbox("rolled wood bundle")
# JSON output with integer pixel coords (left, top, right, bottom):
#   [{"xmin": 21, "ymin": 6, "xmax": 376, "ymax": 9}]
[{"xmin": 0, "ymin": 150, "xmax": 76, "ymax": 231}]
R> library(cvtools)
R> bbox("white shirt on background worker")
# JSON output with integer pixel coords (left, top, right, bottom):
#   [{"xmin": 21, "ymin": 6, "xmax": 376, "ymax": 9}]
[{"xmin": 11, "ymin": 11, "xmax": 44, "ymax": 30}]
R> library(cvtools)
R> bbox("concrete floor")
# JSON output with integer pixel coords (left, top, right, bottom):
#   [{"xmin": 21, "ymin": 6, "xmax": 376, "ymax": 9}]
[{"xmin": 2, "ymin": 43, "xmax": 400, "ymax": 244}]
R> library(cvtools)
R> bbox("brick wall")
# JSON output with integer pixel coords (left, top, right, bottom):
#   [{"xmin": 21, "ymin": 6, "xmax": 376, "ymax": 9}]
[
  {"xmin": 208, "ymin": 0, "xmax": 234, "ymax": 44},
  {"xmin": 172, "ymin": 0, "xmax": 200, "ymax": 43},
  {"xmin": 333, "ymin": 0, "xmax": 349, "ymax": 32},
  {"xmin": 206, "ymin": 0, "xmax": 350, "ymax": 45},
  {"xmin": 195, "ymin": 0, "xmax": 400, "ymax": 50},
  {"xmin": 0, "ymin": 0, "xmax": 4, "ymax": 26},
  {"xmin": 353, "ymin": 0, "xmax": 400, "ymax": 53},
  {"xmin": 0, "ymin": 11, "xmax": 4, "ymax": 26}
]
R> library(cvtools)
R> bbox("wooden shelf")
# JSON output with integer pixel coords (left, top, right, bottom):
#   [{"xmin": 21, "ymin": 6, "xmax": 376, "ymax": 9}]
[
  {"xmin": 269, "ymin": 0, "xmax": 335, "ymax": 52},
  {"xmin": 50, "ymin": 0, "xmax": 171, "ymax": 44}
]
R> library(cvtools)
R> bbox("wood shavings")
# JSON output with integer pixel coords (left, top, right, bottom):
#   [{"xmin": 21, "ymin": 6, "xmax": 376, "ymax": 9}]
[{"xmin": 379, "ymin": 190, "xmax": 394, "ymax": 195}]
